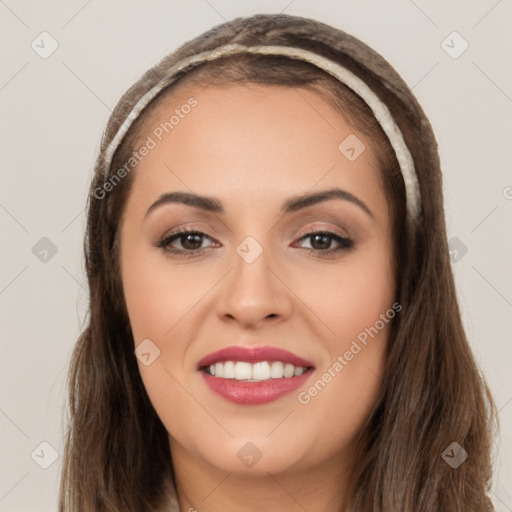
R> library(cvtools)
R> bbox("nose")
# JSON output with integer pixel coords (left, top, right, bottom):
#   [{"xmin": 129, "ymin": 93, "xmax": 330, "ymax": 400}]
[{"xmin": 216, "ymin": 243, "xmax": 293, "ymax": 330}]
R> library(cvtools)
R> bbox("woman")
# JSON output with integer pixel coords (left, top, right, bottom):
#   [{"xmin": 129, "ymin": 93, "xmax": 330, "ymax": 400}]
[{"xmin": 59, "ymin": 13, "xmax": 497, "ymax": 512}]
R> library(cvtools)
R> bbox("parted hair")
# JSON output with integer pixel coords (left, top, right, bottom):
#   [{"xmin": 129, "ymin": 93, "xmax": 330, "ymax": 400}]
[{"xmin": 59, "ymin": 13, "xmax": 497, "ymax": 512}]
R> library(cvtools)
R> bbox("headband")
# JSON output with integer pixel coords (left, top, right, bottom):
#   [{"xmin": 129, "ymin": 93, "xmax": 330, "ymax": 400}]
[{"xmin": 103, "ymin": 43, "xmax": 420, "ymax": 222}]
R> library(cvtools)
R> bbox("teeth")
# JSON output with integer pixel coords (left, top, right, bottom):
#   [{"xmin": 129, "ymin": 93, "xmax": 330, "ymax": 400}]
[
  {"xmin": 223, "ymin": 361, "xmax": 235, "ymax": 378},
  {"xmin": 270, "ymin": 362, "xmax": 284, "ymax": 378},
  {"xmin": 205, "ymin": 361, "xmax": 309, "ymax": 381},
  {"xmin": 235, "ymin": 361, "xmax": 252, "ymax": 380},
  {"xmin": 252, "ymin": 362, "xmax": 270, "ymax": 380},
  {"xmin": 283, "ymin": 363, "xmax": 295, "ymax": 378}
]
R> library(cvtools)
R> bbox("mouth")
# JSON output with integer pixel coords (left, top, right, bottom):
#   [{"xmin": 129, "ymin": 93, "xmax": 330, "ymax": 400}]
[
  {"xmin": 197, "ymin": 346, "xmax": 315, "ymax": 405},
  {"xmin": 200, "ymin": 360, "xmax": 313, "ymax": 380}
]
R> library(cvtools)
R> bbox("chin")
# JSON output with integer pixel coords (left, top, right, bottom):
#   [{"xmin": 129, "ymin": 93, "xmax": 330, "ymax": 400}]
[{"xmin": 194, "ymin": 435, "xmax": 312, "ymax": 476}]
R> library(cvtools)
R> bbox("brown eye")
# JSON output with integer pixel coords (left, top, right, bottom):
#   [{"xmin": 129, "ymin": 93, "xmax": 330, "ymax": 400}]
[
  {"xmin": 155, "ymin": 228, "xmax": 354, "ymax": 259},
  {"xmin": 156, "ymin": 228, "xmax": 216, "ymax": 256},
  {"xmin": 174, "ymin": 232, "xmax": 204, "ymax": 251},
  {"xmin": 294, "ymin": 230, "xmax": 354, "ymax": 257}
]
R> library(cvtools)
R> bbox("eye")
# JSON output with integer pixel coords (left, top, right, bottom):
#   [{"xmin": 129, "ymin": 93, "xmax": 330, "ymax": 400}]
[
  {"xmin": 293, "ymin": 229, "xmax": 354, "ymax": 257},
  {"xmin": 155, "ymin": 227, "xmax": 218, "ymax": 257},
  {"xmin": 155, "ymin": 227, "xmax": 354, "ymax": 258}
]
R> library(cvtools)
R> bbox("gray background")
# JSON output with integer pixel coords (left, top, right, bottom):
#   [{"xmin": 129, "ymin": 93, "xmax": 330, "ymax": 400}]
[{"xmin": 1, "ymin": 1, "xmax": 511, "ymax": 510}]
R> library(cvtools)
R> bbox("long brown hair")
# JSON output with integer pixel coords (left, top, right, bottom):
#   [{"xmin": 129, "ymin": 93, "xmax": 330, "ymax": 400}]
[{"xmin": 59, "ymin": 13, "xmax": 498, "ymax": 511}]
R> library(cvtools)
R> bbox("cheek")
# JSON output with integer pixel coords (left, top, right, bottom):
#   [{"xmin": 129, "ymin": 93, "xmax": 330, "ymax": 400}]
[
  {"xmin": 292, "ymin": 251, "xmax": 394, "ymax": 447},
  {"xmin": 120, "ymin": 240, "xmax": 200, "ymax": 346},
  {"xmin": 296, "ymin": 241, "xmax": 395, "ymax": 348},
  {"xmin": 120, "ymin": 249, "xmax": 212, "ymax": 447}
]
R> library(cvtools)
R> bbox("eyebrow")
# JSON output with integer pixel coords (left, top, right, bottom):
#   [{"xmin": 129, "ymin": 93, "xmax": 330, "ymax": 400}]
[{"xmin": 144, "ymin": 187, "xmax": 374, "ymax": 219}]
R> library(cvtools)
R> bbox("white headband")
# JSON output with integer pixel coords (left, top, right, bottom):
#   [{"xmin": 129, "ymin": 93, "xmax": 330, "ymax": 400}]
[{"xmin": 103, "ymin": 43, "xmax": 420, "ymax": 222}]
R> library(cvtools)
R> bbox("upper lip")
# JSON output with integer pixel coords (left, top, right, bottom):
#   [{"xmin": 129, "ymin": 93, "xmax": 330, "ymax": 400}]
[{"xmin": 197, "ymin": 345, "xmax": 315, "ymax": 369}]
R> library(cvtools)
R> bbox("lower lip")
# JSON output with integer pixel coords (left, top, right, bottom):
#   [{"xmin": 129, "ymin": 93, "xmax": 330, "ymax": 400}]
[{"xmin": 200, "ymin": 369, "xmax": 313, "ymax": 405}]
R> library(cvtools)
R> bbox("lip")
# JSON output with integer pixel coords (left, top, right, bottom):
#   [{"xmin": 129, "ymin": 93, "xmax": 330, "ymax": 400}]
[
  {"xmin": 197, "ymin": 345, "xmax": 315, "ymax": 405},
  {"xmin": 200, "ymin": 369, "xmax": 313, "ymax": 405},
  {"xmin": 197, "ymin": 345, "xmax": 315, "ymax": 369}
]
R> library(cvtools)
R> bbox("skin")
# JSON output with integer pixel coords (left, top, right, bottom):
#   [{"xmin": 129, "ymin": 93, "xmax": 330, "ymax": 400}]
[{"xmin": 119, "ymin": 83, "xmax": 396, "ymax": 512}]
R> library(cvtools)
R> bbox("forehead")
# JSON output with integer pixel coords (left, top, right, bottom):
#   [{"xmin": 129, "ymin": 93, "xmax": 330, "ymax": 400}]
[{"xmin": 123, "ymin": 84, "xmax": 386, "ymax": 219}]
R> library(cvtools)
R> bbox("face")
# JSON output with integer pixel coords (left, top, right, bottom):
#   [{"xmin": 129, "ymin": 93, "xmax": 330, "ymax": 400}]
[{"xmin": 119, "ymin": 83, "xmax": 396, "ymax": 478}]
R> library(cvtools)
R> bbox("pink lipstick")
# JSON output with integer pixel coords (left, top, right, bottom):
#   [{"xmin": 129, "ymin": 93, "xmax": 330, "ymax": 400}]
[{"xmin": 197, "ymin": 346, "xmax": 315, "ymax": 405}]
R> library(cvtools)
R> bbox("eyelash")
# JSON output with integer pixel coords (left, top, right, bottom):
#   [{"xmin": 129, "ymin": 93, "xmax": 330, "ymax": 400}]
[{"xmin": 155, "ymin": 227, "xmax": 355, "ymax": 259}]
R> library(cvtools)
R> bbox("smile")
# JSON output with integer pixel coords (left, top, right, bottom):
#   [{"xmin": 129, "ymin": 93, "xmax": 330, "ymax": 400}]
[
  {"xmin": 203, "ymin": 360, "xmax": 309, "ymax": 381},
  {"xmin": 197, "ymin": 345, "xmax": 315, "ymax": 405}
]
